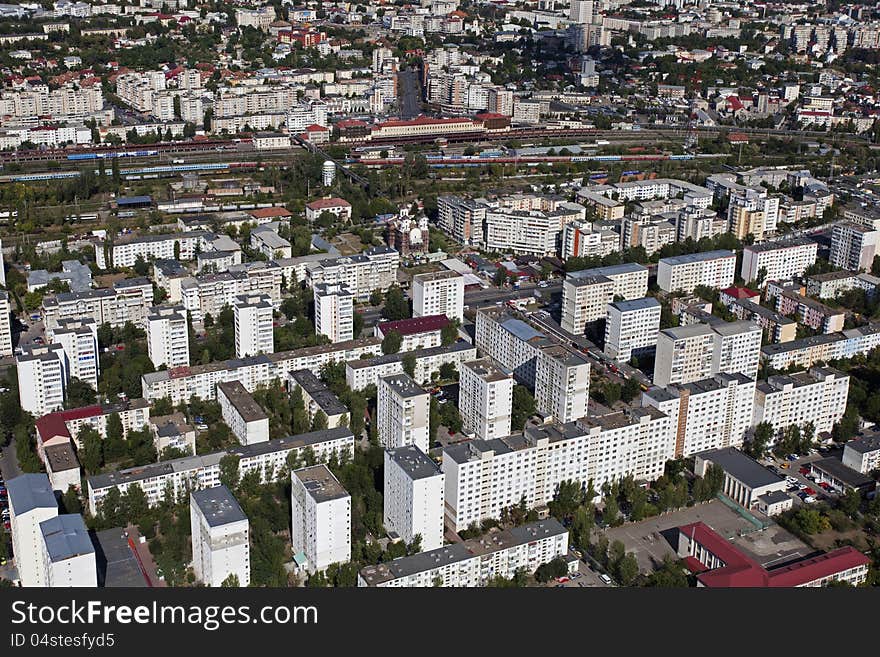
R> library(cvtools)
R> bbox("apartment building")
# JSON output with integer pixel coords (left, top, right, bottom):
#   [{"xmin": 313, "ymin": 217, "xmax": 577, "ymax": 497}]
[
  {"xmin": 233, "ymin": 293, "xmax": 274, "ymax": 358},
  {"xmin": 141, "ymin": 337, "xmax": 383, "ymax": 404},
  {"xmin": 39, "ymin": 514, "xmax": 97, "ymax": 588},
  {"xmin": 438, "ymin": 195, "xmax": 489, "ymax": 247},
  {"xmin": 384, "ymin": 445, "xmax": 445, "ymax": 551},
  {"xmin": 377, "ymin": 373, "xmax": 430, "ymax": 452},
  {"xmin": 711, "ymin": 321, "xmax": 762, "ymax": 380},
  {"xmin": 7, "ymin": 473, "xmax": 59, "ymax": 587},
  {"xmin": 443, "ymin": 407, "xmax": 674, "ymax": 531},
  {"xmin": 314, "ymin": 283, "xmax": 355, "ymax": 343},
  {"xmin": 475, "ymin": 308, "xmax": 590, "ymax": 423},
  {"xmin": 345, "ymin": 342, "xmax": 477, "ymax": 390},
  {"xmin": 287, "ymin": 370, "xmax": 349, "ymax": 430},
  {"xmin": 604, "ymin": 297, "xmax": 661, "ymax": 362},
  {"xmin": 0, "ymin": 291, "xmax": 12, "ymax": 357},
  {"xmin": 304, "ymin": 198, "xmax": 353, "ymax": 223},
  {"xmin": 752, "ymin": 367, "xmax": 849, "ymax": 436},
  {"xmin": 842, "ymin": 433, "xmax": 880, "ymax": 475},
  {"xmin": 561, "ymin": 263, "xmax": 649, "ymax": 333},
  {"xmin": 806, "ymin": 270, "xmax": 880, "ymax": 300},
  {"xmin": 147, "ymin": 305, "xmax": 190, "ymax": 369},
  {"xmin": 727, "ymin": 188, "xmax": 780, "ymax": 240},
  {"xmin": 657, "ymin": 250, "xmax": 737, "ymax": 294},
  {"xmin": 653, "ymin": 325, "xmax": 715, "ymax": 387},
  {"xmin": 42, "ymin": 279, "xmax": 154, "ymax": 330},
  {"xmin": 306, "ymin": 247, "xmax": 400, "ymax": 301},
  {"xmin": 830, "ymin": 222, "xmax": 879, "ymax": 272},
  {"xmin": 217, "ymin": 381, "xmax": 270, "ymax": 446},
  {"xmin": 358, "ymin": 520, "xmax": 568, "ymax": 587},
  {"xmin": 375, "ymin": 315, "xmax": 449, "ymax": 352},
  {"xmin": 484, "ymin": 207, "xmax": 578, "ymax": 256},
  {"xmin": 181, "ymin": 263, "xmax": 282, "ymax": 324},
  {"xmin": 17, "ymin": 344, "xmax": 68, "ymax": 416},
  {"xmin": 291, "ymin": 465, "xmax": 351, "ymax": 574},
  {"xmin": 46, "ymin": 317, "xmax": 99, "ymax": 391},
  {"xmin": 88, "ymin": 428, "xmax": 354, "ymax": 515},
  {"xmin": 97, "ymin": 231, "xmax": 210, "ymax": 269},
  {"xmin": 776, "ymin": 291, "xmax": 845, "ymax": 333},
  {"xmin": 412, "ymin": 270, "xmax": 465, "ymax": 322},
  {"xmin": 741, "ymin": 238, "xmax": 819, "ymax": 286},
  {"xmin": 459, "ymin": 358, "xmax": 514, "ymax": 440},
  {"xmin": 190, "ymin": 486, "xmax": 250, "ymax": 587},
  {"xmin": 642, "ymin": 373, "xmax": 756, "ymax": 457},
  {"xmin": 561, "ymin": 220, "xmax": 620, "ymax": 260},
  {"xmin": 761, "ymin": 324, "xmax": 880, "ymax": 370}
]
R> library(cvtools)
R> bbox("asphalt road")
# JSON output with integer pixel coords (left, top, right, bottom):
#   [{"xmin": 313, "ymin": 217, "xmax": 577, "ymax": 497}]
[{"xmin": 397, "ymin": 68, "xmax": 423, "ymax": 120}]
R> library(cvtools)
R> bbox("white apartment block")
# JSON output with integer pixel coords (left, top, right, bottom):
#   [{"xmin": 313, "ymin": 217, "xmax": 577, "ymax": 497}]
[
  {"xmin": 39, "ymin": 514, "xmax": 97, "ymax": 588},
  {"xmin": 752, "ymin": 367, "xmax": 849, "ymax": 437},
  {"xmin": 460, "ymin": 358, "xmax": 514, "ymax": 440},
  {"xmin": 842, "ymin": 433, "xmax": 880, "ymax": 475},
  {"xmin": 484, "ymin": 207, "xmax": 577, "ymax": 256},
  {"xmin": 604, "ymin": 297, "xmax": 661, "ymax": 362},
  {"xmin": 760, "ymin": 324, "xmax": 880, "ymax": 371},
  {"xmin": 147, "ymin": 305, "xmax": 190, "ymax": 369},
  {"xmin": 182, "ymin": 263, "xmax": 282, "ymax": 324},
  {"xmin": 437, "ymin": 195, "xmax": 488, "ymax": 247},
  {"xmin": 358, "ymin": 520, "xmax": 568, "ymax": 587},
  {"xmin": 345, "ymin": 342, "xmax": 477, "ymax": 390},
  {"xmin": 233, "ymin": 293, "xmax": 274, "ymax": 358},
  {"xmin": 217, "ymin": 381, "xmax": 270, "ymax": 446},
  {"xmin": 7, "ymin": 474, "xmax": 58, "ymax": 587},
  {"xmin": 0, "ymin": 290, "xmax": 12, "ymax": 357},
  {"xmin": 88, "ymin": 428, "xmax": 355, "ymax": 516},
  {"xmin": 141, "ymin": 337, "xmax": 384, "ymax": 405},
  {"xmin": 287, "ymin": 370, "xmax": 349, "ymax": 430},
  {"xmin": 653, "ymin": 324, "xmax": 715, "ymax": 388},
  {"xmin": 190, "ymin": 486, "xmax": 251, "ymax": 587},
  {"xmin": 442, "ymin": 407, "xmax": 674, "ymax": 532},
  {"xmin": 306, "ymin": 247, "xmax": 400, "ymax": 301},
  {"xmin": 46, "ymin": 317, "xmax": 99, "ymax": 391},
  {"xmin": 377, "ymin": 373, "xmax": 430, "ymax": 452},
  {"xmin": 314, "ymin": 283, "xmax": 355, "ymax": 343},
  {"xmin": 830, "ymin": 222, "xmax": 879, "ymax": 272},
  {"xmin": 741, "ymin": 238, "xmax": 818, "ymax": 285},
  {"xmin": 42, "ymin": 279, "xmax": 154, "ymax": 330},
  {"xmin": 97, "ymin": 231, "xmax": 210, "ymax": 269},
  {"xmin": 643, "ymin": 373, "xmax": 756, "ymax": 457},
  {"xmin": 291, "ymin": 465, "xmax": 351, "ymax": 574},
  {"xmin": 475, "ymin": 308, "xmax": 590, "ymax": 423},
  {"xmin": 657, "ymin": 250, "xmax": 737, "ymax": 294},
  {"xmin": 412, "ymin": 270, "xmax": 465, "ymax": 323},
  {"xmin": 384, "ymin": 445, "xmax": 445, "ymax": 551},
  {"xmin": 561, "ymin": 263, "xmax": 649, "ymax": 333},
  {"xmin": 17, "ymin": 344, "xmax": 68, "ymax": 416},
  {"xmin": 561, "ymin": 220, "xmax": 620, "ymax": 259},
  {"xmin": 654, "ymin": 321, "xmax": 761, "ymax": 387}
]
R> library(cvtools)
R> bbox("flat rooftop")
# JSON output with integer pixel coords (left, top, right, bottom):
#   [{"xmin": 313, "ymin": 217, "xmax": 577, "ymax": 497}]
[
  {"xmin": 192, "ymin": 485, "xmax": 248, "ymax": 527},
  {"xmin": 659, "ymin": 250, "xmax": 735, "ymax": 265},
  {"xmin": 40, "ymin": 514, "xmax": 94, "ymax": 563},
  {"xmin": 387, "ymin": 444, "xmax": 442, "ymax": 480},
  {"xmin": 463, "ymin": 357, "xmax": 511, "ymax": 383},
  {"xmin": 380, "ymin": 372, "xmax": 428, "ymax": 399},
  {"xmin": 92, "ymin": 528, "xmax": 149, "ymax": 587},
  {"xmin": 696, "ymin": 447, "xmax": 783, "ymax": 489},
  {"xmin": 7, "ymin": 473, "xmax": 57, "ymax": 515},
  {"xmin": 217, "ymin": 380, "xmax": 269, "ymax": 423},
  {"xmin": 294, "ymin": 464, "xmax": 349, "ymax": 503}
]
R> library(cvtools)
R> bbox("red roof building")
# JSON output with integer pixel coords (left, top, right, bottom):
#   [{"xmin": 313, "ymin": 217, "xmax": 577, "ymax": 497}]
[
  {"xmin": 249, "ymin": 206, "xmax": 292, "ymax": 220},
  {"xmin": 377, "ymin": 315, "xmax": 451, "ymax": 338},
  {"xmin": 678, "ymin": 522, "xmax": 870, "ymax": 587}
]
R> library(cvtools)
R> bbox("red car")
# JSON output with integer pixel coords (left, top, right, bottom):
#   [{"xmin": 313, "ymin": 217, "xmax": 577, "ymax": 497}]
[
  {"xmin": 805, "ymin": 488, "xmax": 817, "ymax": 496},
  {"xmin": 799, "ymin": 467, "xmax": 810, "ymax": 476},
  {"xmin": 819, "ymin": 482, "xmax": 831, "ymax": 490}
]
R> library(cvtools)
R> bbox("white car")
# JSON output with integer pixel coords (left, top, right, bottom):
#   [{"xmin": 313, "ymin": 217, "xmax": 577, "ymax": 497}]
[
  {"xmin": 786, "ymin": 476, "xmax": 799, "ymax": 485},
  {"xmin": 803, "ymin": 496, "xmax": 817, "ymax": 504}
]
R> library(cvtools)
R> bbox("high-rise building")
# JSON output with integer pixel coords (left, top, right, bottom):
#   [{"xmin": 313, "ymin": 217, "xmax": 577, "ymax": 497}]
[
  {"xmin": 16, "ymin": 344, "xmax": 68, "ymax": 416},
  {"xmin": 217, "ymin": 381, "xmax": 270, "ymax": 446},
  {"xmin": 377, "ymin": 373, "xmax": 430, "ymax": 452},
  {"xmin": 47, "ymin": 317, "xmax": 99, "ymax": 391},
  {"xmin": 643, "ymin": 373, "xmax": 756, "ymax": 457},
  {"xmin": 604, "ymin": 298, "xmax": 661, "ymax": 362},
  {"xmin": 7, "ymin": 473, "xmax": 58, "ymax": 587},
  {"xmin": 752, "ymin": 366, "xmax": 849, "ymax": 437},
  {"xmin": 656, "ymin": 250, "xmax": 737, "ymax": 293},
  {"xmin": 147, "ymin": 305, "xmax": 190, "ymax": 369},
  {"xmin": 190, "ymin": 486, "xmax": 251, "ymax": 587},
  {"xmin": 233, "ymin": 293, "xmax": 274, "ymax": 358},
  {"xmin": 459, "ymin": 358, "xmax": 514, "ymax": 440},
  {"xmin": 412, "ymin": 270, "xmax": 465, "ymax": 322},
  {"xmin": 313, "ymin": 283, "xmax": 355, "ymax": 343},
  {"xmin": 654, "ymin": 321, "xmax": 761, "ymax": 387},
  {"xmin": 830, "ymin": 222, "xmax": 879, "ymax": 272},
  {"xmin": 741, "ymin": 238, "xmax": 818, "ymax": 285},
  {"xmin": 38, "ymin": 514, "xmax": 96, "ymax": 587},
  {"xmin": 711, "ymin": 321, "xmax": 762, "ymax": 380},
  {"xmin": 383, "ymin": 445, "xmax": 445, "ymax": 551},
  {"xmin": 291, "ymin": 465, "xmax": 351, "ymax": 574},
  {"xmin": 561, "ymin": 263, "xmax": 648, "ymax": 334},
  {"xmin": 0, "ymin": 290, "xmax": 11, "ymax": 357}
]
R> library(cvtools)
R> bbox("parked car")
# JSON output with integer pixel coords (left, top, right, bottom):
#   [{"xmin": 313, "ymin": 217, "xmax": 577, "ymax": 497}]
[
  {"xmin": 805, "ymin": 488, "xmax": 817, "ymax": 496},
  {"xmin": 804, "ymin": 496, "xmax": 817, "ymax": 504},
  {"xmin": 799, "ymin": 467, "xmax": 810, "ymax": 476},
  {"xmin": 787, "ymin": 454, "xmax": 798, "ymax": 461},
  {"xmin": 786, "ymin": 476, "xmax": 798, "ymax": 485},
  {"xmin": 599, "ymin": 574, "xmax": 613, "ymax": 585}
]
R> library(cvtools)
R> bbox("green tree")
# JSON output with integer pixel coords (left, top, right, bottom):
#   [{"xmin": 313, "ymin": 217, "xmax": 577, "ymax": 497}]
[
  {"xmin": 441, "ymin": 320, "xmax": 459, "ymax": 346},
  {"xmin": 221, "ymin": 573, "xmax": 240, "ymax": 587},
  {"xmin": 310, "ymin": 409, "xmax": 329, "ymax": 431},
  {"xmin": 64, "ymin": 377, "xmax": 97, "ymax": 409},
  {"xmin": 381, "ymin": 330, "xmax": 403, "ymax": 355},
  {"xmin": 747, "ymin": 422, "xmax": 773, "ymax": 459},
  {"xmin": 511, "ymin": 385, "xmax": 536, "ymax": 430},
  {"xmin": 78, "ymin": 427, "xmax": 103, "ymax": 475},
  {"xmin": 402, "ymin": 352, "xmax": 417, "ymax": 379},
  {"xmin": 617, "ymin": 553, "xmax": 639, "ymax": 586},
  {"xmin": 382, "ymin": 285, "xmax": 410, "ymax": 320},
  {"xmin": 219, "ymin": 454, "xmax": 241, "ymax": 490}
]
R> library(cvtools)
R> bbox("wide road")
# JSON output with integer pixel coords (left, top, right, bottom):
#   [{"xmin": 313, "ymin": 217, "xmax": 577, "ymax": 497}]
[{"xmin": 397, "ymin": 68, "xmax": 423, "ymax": 120}]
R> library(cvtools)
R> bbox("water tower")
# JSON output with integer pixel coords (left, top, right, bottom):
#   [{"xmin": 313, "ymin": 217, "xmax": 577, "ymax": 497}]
[{"xmin": 322, "ymin": 160, "xmax": 336, "ymax": 186}]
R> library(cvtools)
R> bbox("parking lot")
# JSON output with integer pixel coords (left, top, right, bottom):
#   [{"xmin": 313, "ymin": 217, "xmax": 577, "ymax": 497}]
[
  {"xmin": 759, "ymin": 448, "xmax": 841, "ymax": 506},
  {"xmin": 603, "ymin": 499, "xmax": 812, "ymax": 574}
]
